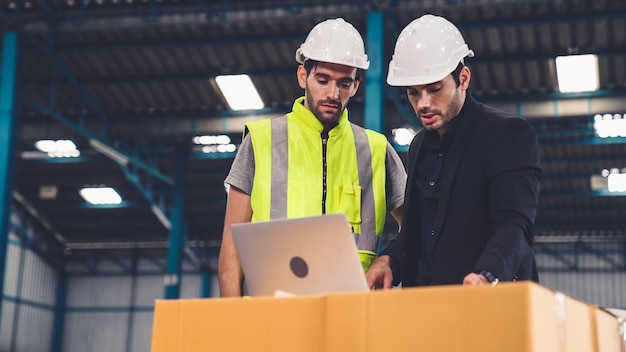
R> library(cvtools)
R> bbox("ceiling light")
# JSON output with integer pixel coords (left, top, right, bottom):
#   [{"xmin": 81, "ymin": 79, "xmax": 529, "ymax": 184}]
[
  {"xmin": 192, "ymin": 134, "xmax": 231, "ymax": 145},
  {"xmin": 79, "ymin": 187, "xmax": 122, "ymax": 205},
  {"xmin": 593, "ymin": 113, "xmax": 626, "ymax": 138},
  {"xmin": 35, "ymin": 140, "xmax": 57, "ymax": 152},
  {"xmin": 216, "ymin": 144, "xmax": 237, "ymax": 153},
  {"xmin": 215, "ymin": 74, "xmax": 264, "ymax": 111},
  {"xmin": 35, "ymin": 139, "xmax": 80, "ymax": 158},
  {"xmin": 555, "ymin": 54, "xmax": 599, "ymax": 93},
  {"xmin": 392, "ymin": 128, "xmax": 416, "ymax": 146},
  {"xmin": 608, "ymin": 173, "xmax": 626, "ymax": 193},
  {"xmin": 591, "ymin": 168, "xmax": 626, "ymax": 193},
  {"xmin": 201, "ymin": 144, "xmax": 237, "ymax": 153}
]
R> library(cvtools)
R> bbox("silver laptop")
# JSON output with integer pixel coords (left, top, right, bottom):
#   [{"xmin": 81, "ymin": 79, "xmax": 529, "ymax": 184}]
[{"xmin": 231, "ymin": 213, "xmax": 370, "ymax": 297}]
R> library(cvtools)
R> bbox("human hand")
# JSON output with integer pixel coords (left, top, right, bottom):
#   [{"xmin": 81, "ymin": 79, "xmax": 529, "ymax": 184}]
[
  {"xmin": 463, "ymin": 272, "xmax": 491, "ymax": 286},
  {"xmin": 365, "ymin": 255, "xmax": 393, "ymax": 290}
]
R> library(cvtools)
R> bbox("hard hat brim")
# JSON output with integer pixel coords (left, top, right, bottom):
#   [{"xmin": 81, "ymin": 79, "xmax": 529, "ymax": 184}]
[{"xmin": 386, "ymin": 49, "xmax": 474, "ymax": 86}]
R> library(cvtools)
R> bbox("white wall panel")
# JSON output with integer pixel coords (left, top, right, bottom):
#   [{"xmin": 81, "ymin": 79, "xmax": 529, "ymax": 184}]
[
  {"xmin": 180, "ymin": 273, "xmax": 202, "ymax": 298},
  {"xmin": 21, "ymin": 250, "xmax": 58, "ymax": 304},
  {"xmin": 63, "ymin": 312, "xmax": 129, "ymax": 352},
  {"xmin": 536, "ymin": 241, "xmax": 626, "ymax": 309},
  {"xmin": 15, "ymin": 305, "xmax": 54, "ymax": 352},
  {"xmin": 4, "ymin": 233, "xmax": 20, "ymax": 296},
  {"xmin": 134, "ymin": 275, "xmax": 164, "ymax": 306},
  {"xmin": 66, "ymin": 276, "xmax": 132, "ymax": 307},
  {"xmin": 0, "ymin": 301, "xmax": 16, "ymax": 351},
  {"xmin": 539, "ymin": 271, "xmax": 626, "ymax": 309},
  {"xmin": 211, "ymin": 274, "xmax": 220, "ymax": 297},
  {"xmin": 130, "ymin": 312, "xmax": 155, "ymax": 352},
  {"xmin": 1, "ymin": 238, "xmax": 57, "ymax": 352}
]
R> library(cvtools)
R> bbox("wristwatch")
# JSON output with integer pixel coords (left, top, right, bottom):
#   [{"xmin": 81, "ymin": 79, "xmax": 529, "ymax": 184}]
[{"xmin": 476, "ymin": 270, "xmax": 499, "ymax": 286}]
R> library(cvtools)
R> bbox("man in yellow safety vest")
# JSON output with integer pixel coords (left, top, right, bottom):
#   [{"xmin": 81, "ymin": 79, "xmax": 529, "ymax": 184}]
[{"xmin": 218, "ymin": 18, "xmax": 407, "ymax": 297}]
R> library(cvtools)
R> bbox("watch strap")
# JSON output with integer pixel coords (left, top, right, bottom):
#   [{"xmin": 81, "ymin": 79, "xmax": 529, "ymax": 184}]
[{"xmin": 476, "ymin": 270, "xmax": 499, "ymax": 286}]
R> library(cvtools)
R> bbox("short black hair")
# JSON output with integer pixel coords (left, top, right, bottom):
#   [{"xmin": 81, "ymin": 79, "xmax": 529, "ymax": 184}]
[
  {"xmin": 303, "ymin": 60, "xmax": 364, "ymax": 81},
  {"xmin": 451, "ymin": 62, "xmax": 464, "ymax": 87}
]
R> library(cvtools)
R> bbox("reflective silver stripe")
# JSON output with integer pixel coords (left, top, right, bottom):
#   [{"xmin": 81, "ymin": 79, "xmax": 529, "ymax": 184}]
[
  {"xmin": 351, "ymin": 124, "xmax": 378, "ymax": 251},
  {"xmin": 270, "ymin": 117, "xmax": 288, "ymax": 219}
]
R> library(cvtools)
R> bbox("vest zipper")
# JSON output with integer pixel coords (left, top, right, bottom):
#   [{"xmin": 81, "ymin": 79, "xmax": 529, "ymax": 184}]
[{"xmin": 321, "ymin": 135, "xmax": 328, "ymax": 214}]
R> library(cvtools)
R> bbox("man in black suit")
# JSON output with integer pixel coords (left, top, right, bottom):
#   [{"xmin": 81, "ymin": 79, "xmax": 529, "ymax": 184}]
[{"xmin": 366, "ymin": 14, "xmax": 542, "ymax": 288}]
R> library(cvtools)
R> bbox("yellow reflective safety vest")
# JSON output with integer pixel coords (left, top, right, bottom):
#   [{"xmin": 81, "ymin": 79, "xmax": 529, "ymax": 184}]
[{"xmin": 246, "ymin": 97, "xmax": 388, "ymax": 271}]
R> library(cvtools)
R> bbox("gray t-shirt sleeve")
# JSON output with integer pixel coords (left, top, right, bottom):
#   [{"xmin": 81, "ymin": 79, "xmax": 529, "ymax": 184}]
[
  {"xmin": 224, "ymin": 134, "xmax": 255, "ymax": 195},
  {"xmin": 385, "ymin": 142, "xmax": 407, "ymax": 211}
]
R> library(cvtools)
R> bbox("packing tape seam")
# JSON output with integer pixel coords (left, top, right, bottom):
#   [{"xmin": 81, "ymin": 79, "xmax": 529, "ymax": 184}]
[
  {"xmin": 555, "ymin": 292, "xmax": 566, "ymax": 352},
  {"xmin": 618, "ymin": 317, "xmax": 626, "ymax": 352}
]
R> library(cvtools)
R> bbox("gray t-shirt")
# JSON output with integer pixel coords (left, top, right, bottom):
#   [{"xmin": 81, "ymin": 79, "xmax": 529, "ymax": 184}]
[{"xmin": 225, "ymin": 133, "xmax": 407, "ymax": 212}]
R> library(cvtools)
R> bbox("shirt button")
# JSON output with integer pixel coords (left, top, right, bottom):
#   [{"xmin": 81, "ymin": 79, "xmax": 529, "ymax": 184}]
[
  {"xmin": 429, "ymin": 181, "xmax": 435, "ymax": 186},
  {"xmin": 430, "ymin": 230, "xmax": 435, "ymax": 236},
  {"xmin": 438, "ymin": 152, "xmax": 444, "ymax": 157}
]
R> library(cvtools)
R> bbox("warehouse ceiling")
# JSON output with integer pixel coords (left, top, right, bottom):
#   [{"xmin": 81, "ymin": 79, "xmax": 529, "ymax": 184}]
[{"xmin": 2, "ymin": 0, "xmax": 626, "ymax": 268}]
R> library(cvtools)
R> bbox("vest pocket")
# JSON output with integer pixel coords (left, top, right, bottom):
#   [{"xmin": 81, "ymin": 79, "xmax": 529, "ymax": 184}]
[{"xmin": 333, "ymin": 181, "xmax": 362, "ymax": 234}]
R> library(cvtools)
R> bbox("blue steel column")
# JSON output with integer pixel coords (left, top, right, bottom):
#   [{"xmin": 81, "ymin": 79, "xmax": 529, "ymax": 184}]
[
  {"xmin": 364, "ymin": 11, "xmax": 384, "ymax": 132},
  {"xmin": 164, "ymin": 144, "xmax": 189, "ymax": 298},
  {"xmin": 51, "ymin": 273, "xmax": 67, "ymax": 352},
  {"xmin": 0, "ymin": 32, "xmax": 21, "ymax": 322},
  {"xmin": 201, "ymin": 271, "xmax": 212, "ymax": 298}
]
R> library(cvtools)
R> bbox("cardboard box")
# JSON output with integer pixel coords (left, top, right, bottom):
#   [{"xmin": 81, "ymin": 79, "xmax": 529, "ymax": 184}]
[
  {"xmin": 590, "ymin": 306, "xmax": 626, "ymax": 352},
  {"xmin": 326, "ymin": 282, "xmax": 593, "ymax": 352},
  {"xmin": 151, "ymin": 295, "xmax": 325, "ymax": 352},
  {"xmin": 151, "ymin": 282, "xmax": 595, "ymax": 352}
]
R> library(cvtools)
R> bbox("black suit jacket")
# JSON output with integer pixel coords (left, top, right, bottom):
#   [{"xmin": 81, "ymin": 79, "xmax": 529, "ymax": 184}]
[{"xmin": 382, "ymin": 95, "xmax": 542, "ymax": 286}]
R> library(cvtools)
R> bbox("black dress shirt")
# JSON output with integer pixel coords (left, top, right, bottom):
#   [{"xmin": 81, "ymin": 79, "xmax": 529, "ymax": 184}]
[{"xmin": 414, "ymin": 117, "xmax": 460, "ymax": 285}]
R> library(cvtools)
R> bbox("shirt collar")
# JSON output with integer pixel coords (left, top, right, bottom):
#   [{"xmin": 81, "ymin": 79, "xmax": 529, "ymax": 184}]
[
  {"xmin": 290, "ymin": 96, "xmax": 350, "ymax": 136},
  {"xmin": 423, "ymin": 113, "xmax": 460, "ymax": 151}
]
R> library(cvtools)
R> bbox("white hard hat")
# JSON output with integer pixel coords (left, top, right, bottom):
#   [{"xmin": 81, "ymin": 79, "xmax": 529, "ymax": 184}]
[
  {"xmin": 296, "ymin": 18, "xmax": 370, "ymax": 70},
  {"xmin": 387, "ymin": 14, "xmax": 474, "ymax": 86}
]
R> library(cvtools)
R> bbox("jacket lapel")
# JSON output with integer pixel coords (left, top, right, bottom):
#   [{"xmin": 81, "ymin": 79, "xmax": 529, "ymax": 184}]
[{"xmin": 432, "ymin": 97, "xmax": 482, "ymax": 248}]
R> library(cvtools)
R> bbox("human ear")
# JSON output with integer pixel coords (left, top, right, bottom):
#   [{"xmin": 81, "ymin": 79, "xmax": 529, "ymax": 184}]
[
  {"xmin": 349, "ymin": 79, "xmax": 361, "ymax": 97},
  {"xmin": 459, "ymin": 66, "xmax": 471, "ymax": 90},
  {"xmin": 297, "ymin": 65, "xmax": 307, "ymax": 89}
]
